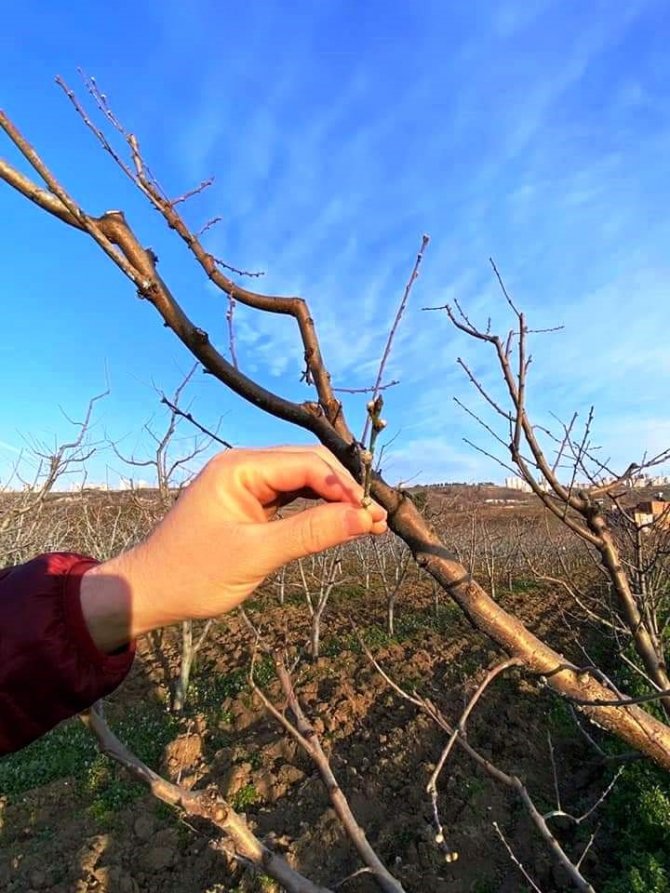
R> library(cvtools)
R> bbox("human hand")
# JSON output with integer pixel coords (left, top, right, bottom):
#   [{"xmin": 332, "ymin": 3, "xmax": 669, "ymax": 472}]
[{"xmin": 80, "ymin": 445, "xmax": 387, "ymax": 651}]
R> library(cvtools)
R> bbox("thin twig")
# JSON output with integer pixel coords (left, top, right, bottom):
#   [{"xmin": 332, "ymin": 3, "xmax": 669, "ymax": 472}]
[
  {"xmin": 426, "ymin": 658, "xmax": 521, "ymax": 860},
  {"xmin": 250, "ymin": 651, "xmax": 406, "ymax": 893},
  {"xmin": 361, "ymin": 234, "xmax": 429, "ymax": 442},
  {"xmin": 493, "ymin": 822, "xmax": 544, "ymax": 893},
  {"xmin": 159, "ymin": 397, "xmax": 233, "ymax": 449},
  {"xmin": 334, "ymin": 380, "xmax": 399, "ymax": 394}
]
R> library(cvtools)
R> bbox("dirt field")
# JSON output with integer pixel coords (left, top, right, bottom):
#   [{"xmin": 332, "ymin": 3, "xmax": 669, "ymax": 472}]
[{"xmin": 0, "ymin": 575, "xmax": 630, "ymax": 893}]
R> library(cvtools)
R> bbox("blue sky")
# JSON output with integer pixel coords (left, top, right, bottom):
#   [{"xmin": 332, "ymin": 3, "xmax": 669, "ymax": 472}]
[{"xmin": 1, "ymin": 0, "xmax": 669, "ymax": 487}]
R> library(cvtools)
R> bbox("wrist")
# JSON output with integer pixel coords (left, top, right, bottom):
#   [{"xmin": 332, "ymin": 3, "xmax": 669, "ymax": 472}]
[{"xmin": 80, "ymin": 550, "xmax": 160, "ymax": 652}]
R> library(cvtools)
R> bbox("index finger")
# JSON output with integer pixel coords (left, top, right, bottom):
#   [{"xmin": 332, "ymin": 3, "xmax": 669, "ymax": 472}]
[
  {"xmin": 245, "ymin": 448, "xmax": 385, "ymax": 521},
  {"xmin": 265, "ymin": 443, "xmax": 360, "ymax": 485}
]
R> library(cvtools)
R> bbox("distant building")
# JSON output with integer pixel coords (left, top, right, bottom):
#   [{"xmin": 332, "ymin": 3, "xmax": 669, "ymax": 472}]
[
  {"xmin": 626, "ymin": 474, "xmax": 670, "ymax": 489},
  {"xmin": 504, "ymin": 476, "xmax": 532, "ymax": 493},
  {"xmin": 631, "ymin": 499, "xmax": 670, "ymax": 530},
  {"xmin": 592, "ymin": 473, "xmax": 670, "ymax": 491}
]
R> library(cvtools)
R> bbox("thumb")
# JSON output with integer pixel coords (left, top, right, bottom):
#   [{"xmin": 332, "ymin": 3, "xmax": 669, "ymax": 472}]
[{"xmin": 261, "ymin": 502, "xmax": 377, "ymax": 568}]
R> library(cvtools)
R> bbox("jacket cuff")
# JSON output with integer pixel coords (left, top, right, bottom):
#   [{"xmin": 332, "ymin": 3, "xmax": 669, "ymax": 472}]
[{"xmin": 0, "ymin": 553, "xmax": 136, "ymax": 755}]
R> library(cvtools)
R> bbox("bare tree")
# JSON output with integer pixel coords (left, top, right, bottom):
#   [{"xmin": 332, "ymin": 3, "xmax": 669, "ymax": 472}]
[
  {"xmin": 351, "ymin": 536, "xmax": 374, "ymax": 596},
  {"xmin": 110, "ymin": 363, "xmax": 217, "ymax": 501},
  {"xmin": 297, "ymin": 547, "xmax": 343, "ymax": 660},
  {"xmin": 428, "ymin": 270, "xmax": 670, "ymax": 719},
  {"xmin": 2, "ymin": 82, "xmax": 670, "ymax": 769},
  {"xmin": 0, "ymin": 391, "xmax": 107, "ymax": 564},
  {"xmin": 371, "ymin": 534, "xmax": 411, "ymax": 635}
]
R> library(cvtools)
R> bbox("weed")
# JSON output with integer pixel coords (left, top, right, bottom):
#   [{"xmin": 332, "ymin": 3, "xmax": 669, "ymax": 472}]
[
  {"xmin": 187, "ymin": 667, "xmax": 247, "ymax": 710},
  {"xmin": 398, "ymin": 672, "xmax": 424, "ymax": 692},
  {"xmin": 394, "ymin": 604, "xmax": 460, "ymax": 641},
  {"xmin": 546, "ymin": 696, "xmax": 574, "ymax": 738},
  {"xmin": 233, "ymin": 749, "xmax": 263, "ymax": 771},
  {"xmin": 600, "ymin": 760, "xmax": 670, "ymax": 893},
  {"xmin": 80, "ymin": 718, "xmax": 169, "ymax": 827},
  {"xmin": 320, "ymin": 636, "xmax": 345, "ymax": 658},
  {"xmin": 188, "ymin": 657, "xmax": 275, "ymax": 716},
  {"xmin": 333, "ymin": 583, "xmax": 365, "ymax": 603},
  {"xmin": 207, "ymin": 728, "xmax": 234, "ymax": 754},
  {"xmin": 226, "ymin": 878, "xmax": 277, "ymax": 893},
  {"xmin": 82, "ymin": 753, "xmax": 112, "ymax": 794},
  {"xmin": 362, "ymin": 625, "xmax": 395, "ymax": 649},
  {"xmin": 0, "ymin": 699, "xmax": 178, "ymax": 827},
  {"xmin": 464, "ymin": 776, "xmax": 487, "ymax": 799},
  {"xmin": 390, "ymin": 825, "xmax": 416, "ymax": 853},
  {"xmin": 0, "ymin": 719, "xmax": 97, "ymax": 796},
  {"xmin": 87, "ymin": 774, "xmax": 143, "ymax": 826},
  {"xmin": 249, "ymin": 750, "xmax": 264, "ymax": 771},
  {"xmin": 154, "ymin": 799, "xmax": 177, "ymax": 822},
  {"xmin": 508, "ymin": 579, "xmax": 537, "ymax": 594},
  {"xmin": 252, "ymin": 656, "xmax": 276, "ymax": 688},
  {"xmin": 231, "ymin": 782, "xmax": 259, "ymax": 811},
  {"xmin": 114, "ymin": 705, "xmax": 179, "ymax": 766}
]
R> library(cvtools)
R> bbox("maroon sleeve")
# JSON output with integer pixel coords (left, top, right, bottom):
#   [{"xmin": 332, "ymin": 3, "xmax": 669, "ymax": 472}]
[{"xmin": 0, "ymin": 553, "xmax": 136, "ymax": 755}]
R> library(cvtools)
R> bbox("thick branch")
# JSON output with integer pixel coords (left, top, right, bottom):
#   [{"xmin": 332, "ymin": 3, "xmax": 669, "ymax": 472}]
[{"xmin": 82, "ymin": 705, "xmax": 331, "ymax": 893}]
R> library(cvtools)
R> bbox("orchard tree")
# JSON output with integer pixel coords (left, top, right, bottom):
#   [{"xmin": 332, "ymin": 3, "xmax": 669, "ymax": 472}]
[
  {"xmin": 2, "ymin": 75, "xmax": 670, "ymax": 891},
  {"xmin": 1, "ymin": 72, "xmax": 669, "ymax": 763}
]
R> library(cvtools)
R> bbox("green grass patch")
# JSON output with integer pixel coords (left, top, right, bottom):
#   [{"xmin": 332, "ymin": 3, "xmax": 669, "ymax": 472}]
[
  {"xmin": 84, "ymin": 759, "xmax": 144, "ymax": 826},
  {"xmin": 321, "ymin": 604, "xmax": 461, "ymax": 657},
  {"xmin": 333, "ymin": 583, "xmax": 367, "ymax": 602},
  {"xmin": 187, "ymin": 667, "xmax": 247, "ymax": 710},
  {"xmin": 187, "ymin": 658, "xmax": 276, "ymax": 714},
  {"xmin": 0, "ymin": 701, "xmax": 178, "ymax": 806},
  {"xmin": 600, "ymin": 758, "xmax": 670, "ymax": 892},
  {"xmin": 545, "ymin": 695, "xmax": 576, "ymax": 738},
  {"xmin": 0, "ymin": 719, "xmax": 97, "ymax": 796}
]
